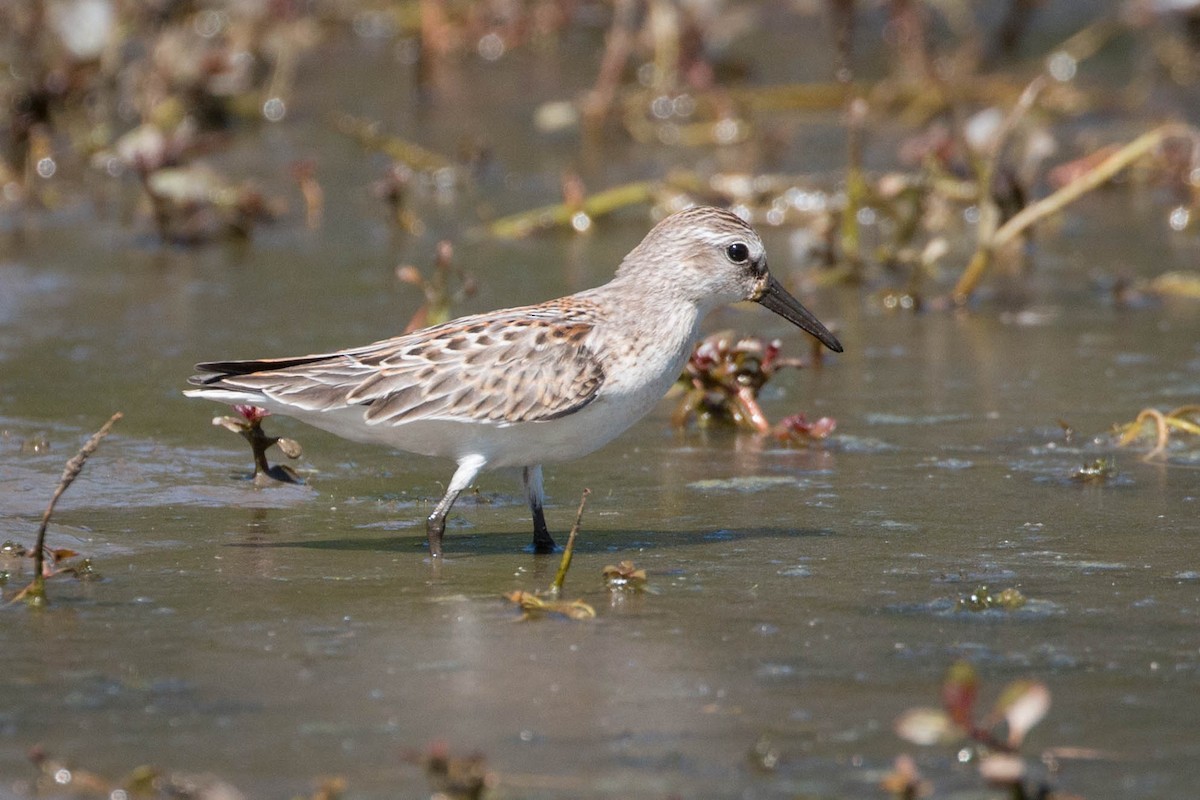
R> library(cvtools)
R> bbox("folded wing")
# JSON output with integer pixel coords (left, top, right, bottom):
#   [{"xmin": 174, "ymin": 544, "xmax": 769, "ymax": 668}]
[{"xmin": 189, "ymin": 304, "xmax": 606, "ymax": 426}]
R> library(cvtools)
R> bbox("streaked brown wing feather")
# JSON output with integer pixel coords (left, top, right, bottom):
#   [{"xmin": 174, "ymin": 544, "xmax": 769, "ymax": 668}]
[{"xmin": 189, "ymin": 302, "xmax": 606, "ymax": 425}]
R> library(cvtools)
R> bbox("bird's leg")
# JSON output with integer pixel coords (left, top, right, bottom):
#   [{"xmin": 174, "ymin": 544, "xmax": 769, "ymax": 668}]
[
  {"xmin": 427, "ymin": 456, "xmax": 485, "ymax": 558},
  {"xmin": 523, "ymin": 464, "xmax": 556, "ymax": 554}
]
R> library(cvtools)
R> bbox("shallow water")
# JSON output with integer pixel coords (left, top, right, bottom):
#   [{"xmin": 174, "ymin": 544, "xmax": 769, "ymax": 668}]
[{"xmin": 4, "ymin": 20, "xmax": 1200, "ymax": 800}]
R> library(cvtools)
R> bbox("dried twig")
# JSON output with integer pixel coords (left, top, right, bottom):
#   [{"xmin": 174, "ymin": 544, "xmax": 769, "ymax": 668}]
[
  {"xmin": 956, "ymin": 123, "xmax": 1195, "ymax": 302},
  {"xmin": 487, "ymin": 181, "xmax": 657, "ymax": 239},
  {"xmin": 14, "ymin": 412, "xmax": 122, "ymax": 605}
]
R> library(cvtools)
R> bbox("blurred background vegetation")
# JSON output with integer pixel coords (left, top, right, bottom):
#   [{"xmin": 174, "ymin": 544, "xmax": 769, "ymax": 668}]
[{"xmin": 5, "ymin": 0, "xmax": 1200, "ymax": 310}]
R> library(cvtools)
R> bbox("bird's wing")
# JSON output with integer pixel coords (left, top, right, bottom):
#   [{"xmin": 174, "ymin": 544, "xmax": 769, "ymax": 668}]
[{"xmin": 189, "ymin": 301, "xmax": 606, "ymax": 425}]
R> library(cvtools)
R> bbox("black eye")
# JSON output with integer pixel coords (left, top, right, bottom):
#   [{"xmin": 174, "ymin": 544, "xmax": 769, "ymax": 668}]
[{"xmin": 726, "ymin": 242, "xmax": 750, "ymax": 263}]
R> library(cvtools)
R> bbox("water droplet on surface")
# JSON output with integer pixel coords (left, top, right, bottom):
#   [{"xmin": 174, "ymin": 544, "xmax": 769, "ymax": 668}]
[
  {"xmin": 36, "ymin": 157, "xmax": 56, "ymax": 178},
  {"xmin": 262, "ymin": 97, "xmax": 286, "ymax": 122},
  {"xmin": 477, "ymin": 32, "xmax": 505, "ymax": 61},
  {"xmin": 713, "ymin": 118, "xmax": 741, "ymax": 144},
  {"xmin": 195, "ymin": 9, "xmax": 224, "ymax": 38},
  {"xmin": 1047, "ymin": 51, "xmax": 1077, "ymax": 82},
  {"xmin": 1168, "ymin": 205, "xmax": 1189, "ymax": 231}
]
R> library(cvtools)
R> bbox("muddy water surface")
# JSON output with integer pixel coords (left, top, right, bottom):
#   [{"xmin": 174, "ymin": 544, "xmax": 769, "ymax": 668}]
[{"xmin": 3, "ymin": 30, "xmax": 1200, "ymax": 800}]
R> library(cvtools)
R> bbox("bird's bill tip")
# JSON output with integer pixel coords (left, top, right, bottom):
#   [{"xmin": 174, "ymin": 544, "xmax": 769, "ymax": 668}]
[{"xmin": 755, "ymin": 276, "xmax": 843, "ymax": 353}]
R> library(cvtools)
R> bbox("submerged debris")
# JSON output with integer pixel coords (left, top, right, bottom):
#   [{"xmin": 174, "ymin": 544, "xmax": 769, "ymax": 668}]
[
  {"xmin": 405, "ymin": 741, "xmax": 493, "ymax": 800},
  {"xmin": 956, "ymin": 585, "xmax": 1027, "ymax": 612},
  {"xmin": 880, "ymin": 754, "xmax": 930, "ymax": 800},
  {"xmin": 601, "ymin": 560, "xmax": 647, "ymax": 591},
  {"xmin": 139, "ymin": 163, "xmax": 283, "ymax": 244},
  {"xmin": 29, "ymin": 746, "xmax": 248, "ymax": 800},
  {"xmin": 505, "ymin": 489, "xmax": 595, "ymax": 621},
  {"xmin": 773, "ymin": 412, "xmax": 837, "ymax": 444},
  {"xmin": 211, "ymin": 405, "xmax": 303, "ymax": 485},
  {"xmin": 504, "ymin": 590, "xmax": 596, "ymax": 621},
  {"xmin": 747, "ymin": 734, "xmax": 781, "ymax": 772},
  {"xmin": 1072, "ymin": 458, "xmax": 1118, "ymax": 484}
]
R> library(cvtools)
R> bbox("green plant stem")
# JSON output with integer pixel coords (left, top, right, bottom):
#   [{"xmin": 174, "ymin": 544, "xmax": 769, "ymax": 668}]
[{"xmin": 551, "ymin": 489, "xmax": 591, "ymax": 594}]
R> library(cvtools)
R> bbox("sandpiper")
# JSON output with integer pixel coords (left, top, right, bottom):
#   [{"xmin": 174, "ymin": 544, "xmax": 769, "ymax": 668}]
[{"xmin": 186, "ymin": 206, "xmax": 842, "ymax": 557}]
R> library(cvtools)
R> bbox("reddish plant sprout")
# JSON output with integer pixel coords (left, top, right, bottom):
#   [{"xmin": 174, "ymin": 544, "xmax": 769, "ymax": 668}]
[
  {"xmin": 893, "ymin": 661, "xmax": 1060, "ymax": 797},
  {"xmin": 212, "ymin": 405, "xmax": 303, "ymax": 484},
  {"xmin": 233, "ymin": 404, "xmax": 270, "ymax": 423},
  {"xmin": 940, "ymin": 659, "xmax": 980, "ymax": 731},
  {"xmin": 397, "ymin": 240, "xmax": 478, "ymax": 333},
  {"xmin": 672, "ymin": 333, "xmax": 808, "ymax": 432},
  {"xmin": 289, "ymin": 158, "xmax": 324, "ymax": 230},
  {"xmin": 774, "ymin": 412, "xmax": 837, "ymax": 443}
]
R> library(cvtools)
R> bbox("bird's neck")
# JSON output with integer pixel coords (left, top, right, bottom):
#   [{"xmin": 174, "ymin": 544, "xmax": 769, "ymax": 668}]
[{"xmin": 585, "ymin": 274, "xmax": 706, "ymax": 392}]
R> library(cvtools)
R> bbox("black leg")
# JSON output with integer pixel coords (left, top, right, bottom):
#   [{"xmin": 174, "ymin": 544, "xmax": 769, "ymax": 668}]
[{"xmin": 523, "ymin": 465, "xmax": 556, "ymax": 553}]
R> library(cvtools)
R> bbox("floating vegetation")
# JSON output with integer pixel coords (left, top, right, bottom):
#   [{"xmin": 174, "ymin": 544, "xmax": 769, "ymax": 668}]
[
  {"xmin": 672, "ymin": 333, "xmax": 814, "ymax": 433},
  {"xmin": 139, "ymin": 163, "xmax": 283, "ymax": 244},
  {"xmin": 25, "ymin": 745, "xmax": 344, "ymax": 800},
  {"xmin": 1114, "ymin": 405, "xmax": 1200, "ymax": 461},
  {"xmin": 773, "ymin": 412, "xmax": 837, "ymax": 445},
  {"xmin": 211, "ymin": 405, "xmax": 303, "ymax": 485},
  {"xmin": 601, "ymin": 560, "xmax": 647, "ymax": 591},
  {"xmin": 504, "ymin": 489, "xmax": 595, "ymax": 621},
  {"xmin": 503, "ymin": 590, "xmax": 596, "ymax": 621},
  {"xmin": 746, "ymin": 734, "xmax": 782, "ymax": 773},
  {"xmin": 1072, "ymin": 458, "xmax": 1118, "ymax": 484},
  {"xmin": 956, "ymin": 585, "xmax": 1028, "ymax": 613},
  {"xmin": 404, "ymin": 741, "xmax": 493, "ymax": 800}
]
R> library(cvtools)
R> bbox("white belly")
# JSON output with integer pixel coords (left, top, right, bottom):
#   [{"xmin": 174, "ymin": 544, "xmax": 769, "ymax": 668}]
[{"xmin": 187, "ymin": 381, "xmax": 670, "ymax": 468}]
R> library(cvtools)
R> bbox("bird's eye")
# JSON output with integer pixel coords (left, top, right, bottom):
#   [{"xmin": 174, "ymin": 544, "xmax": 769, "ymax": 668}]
[{"xmin": 726, "ymin": 242, "xmax": 750, "ymax": 263}]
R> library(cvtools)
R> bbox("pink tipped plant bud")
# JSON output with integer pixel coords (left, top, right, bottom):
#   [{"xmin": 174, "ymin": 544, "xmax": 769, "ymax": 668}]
[
  {"xmin": 996, "ymin": 680, "xmax": 1051, "ymax": 747},
  {"xmin": 234, "ymin": 404, "xmax": 271, "ymax": 422}
]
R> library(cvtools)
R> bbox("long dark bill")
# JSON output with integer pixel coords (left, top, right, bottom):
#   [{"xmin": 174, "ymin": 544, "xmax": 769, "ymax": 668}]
[{"xmin": 756, "ymin": 275, "xmax": 844, "ymax": 353}]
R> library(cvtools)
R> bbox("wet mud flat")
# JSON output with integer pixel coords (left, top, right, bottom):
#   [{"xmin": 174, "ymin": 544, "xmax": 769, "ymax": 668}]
[{"xmin": 3, "ymin": 2, "xmax": 1200, "ymax": 798}]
